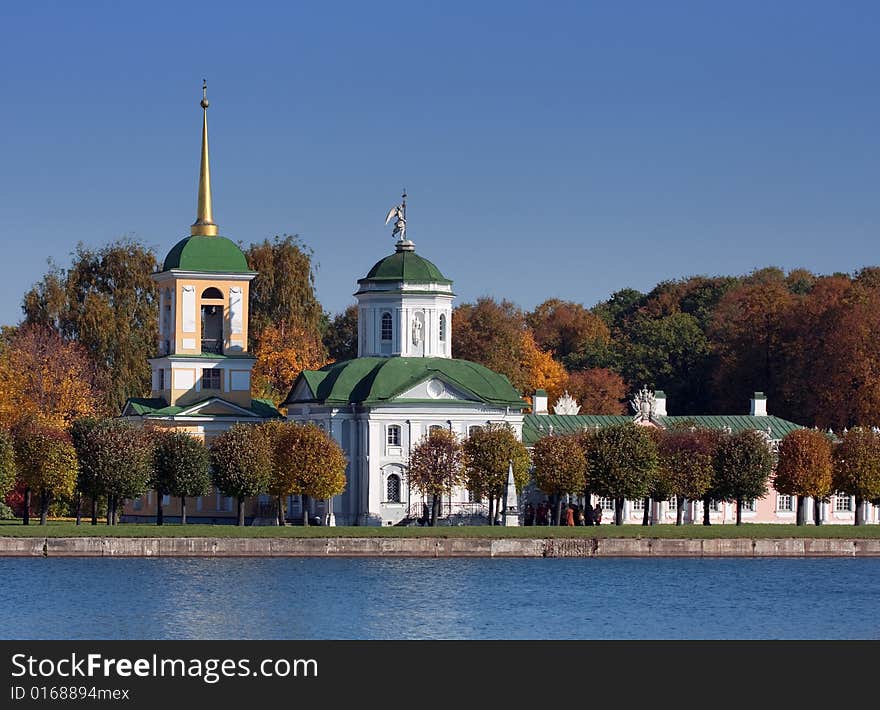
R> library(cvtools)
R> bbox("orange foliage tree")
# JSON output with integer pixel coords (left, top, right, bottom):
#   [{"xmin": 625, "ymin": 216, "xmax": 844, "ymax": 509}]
[
  {"xmin": 520, "ymin": 331, "xmax": 568, "ymax": 403},
  {"xmin": 0, "ymin": 324, "xmax": 104, "ymax": 429},
  {"xmin": 565, "ymin": 368, "xmax": 626, "ymax": 414},
  {"xmin": 527, "ymin": 298, "xmax": 610, "ymax": 359},
  {"xmin": 251, "ymin": 325, "xmax": 328, "ymax": 405}
]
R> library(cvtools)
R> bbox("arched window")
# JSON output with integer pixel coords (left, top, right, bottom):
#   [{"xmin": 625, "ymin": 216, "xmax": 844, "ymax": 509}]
[
  {"xmin": 201, "ymin": 303, "xmax": 223, "ymax": 354},
  {"xmin": 387, "ymin": 425, "xmax": 401, "ymax": 446},
  {"xmin": 201, "ymin": 287, "xmax": 223, "ymax": 299},
  {"xmin": 439, "ymin": 313, "xmax": 447, "ymax": 342},
  {"xmin": 386, "ymin": 474, "xmax": 401, "ymax": 503},
  {"xmin": 381, "ymin": 312, "xmax": 393, "ymax": 341}
]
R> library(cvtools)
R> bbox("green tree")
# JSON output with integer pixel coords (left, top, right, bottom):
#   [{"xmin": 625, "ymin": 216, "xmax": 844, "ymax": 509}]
[
  {"xmin": 588, "ymin": 423, "xmax": 658, "ymax": 525},
  {"xmin": 323, "ymin": 304, "xmax": 359, "ymax": 362},
  {"xmin": 72, "ymin": 419, "xmax": 153, "ymax": 525},
  {"xmin": 153, "ymin": 431, "xmax": 211, "ymax": 525},
  {"xmin": 210, "ymin": 424, "xmax": 272, "ymax": 526},
  {"xmin": 833, "ymin": 428, "xmax": 880, "ymax": 526},
  {"xmin": 463, "ymin": 423, "xmax": 530, "ymax": 525},
  {"xmin": 23, "ymin": 239, "xmax": 159, "ymax": 412},
  {"xmin": 407, "ymin": 429, "xmax": 465, "ymax": 526},
  {"xmin": 246, "ymin": 235, "xmax": 324, "ymax": 349},
  {"xmin": 11, "ymin": 420, "xmax": 77, "ymax": 525},
  {"xmin": 531, "ymin": 435, "xmax": 586, "ymax": 525},
  {"xmin": 70, "ymin": 417, "xmax": 100, "ymax": 525},
  {"xmin": 713, "ymin": 430, "xmax": 774, "ymax": 525},
  {"xmin": 775, "ymin": 429, "xmax": 833, "ymax": 525},
  {"xmin": 655, "ymin": 428, "xmax": 716, "ymax": 525}
]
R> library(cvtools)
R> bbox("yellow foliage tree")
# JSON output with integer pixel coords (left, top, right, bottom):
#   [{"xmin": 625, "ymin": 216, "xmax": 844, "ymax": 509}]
[
  {"xmin": 0, "ymin": 325, "xmax": 103, "ymax": 429},
  {"xmin": 519, "ymin": 331, "xmax": 568, "ymax": 404},
  {"xmin": 251, "ymin": 325, "xmax": 329, "ymax": 405}
]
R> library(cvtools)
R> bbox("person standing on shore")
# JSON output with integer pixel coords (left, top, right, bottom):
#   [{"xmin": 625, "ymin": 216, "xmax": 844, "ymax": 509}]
[{"xmin": 593, "ymin": 502, "xmax": 603, "ymax": 525}]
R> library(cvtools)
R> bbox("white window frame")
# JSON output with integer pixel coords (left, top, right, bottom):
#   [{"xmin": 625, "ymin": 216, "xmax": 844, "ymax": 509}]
[
  {"xmin": 776, "ymin": 494, "xmax": 793, "ymax": 512},
  {"xmin": 835, "ymin": 492, "xmax": 853, "ymax": 512},
  {"xmin": 381, "ymin": 312, "xmax": 393, "ymax": 342},
  {"xmin": 387, "ymin": 425, "xmax": 401, "ymax": 446},
  {"xmin": 598, "ymin": 497, "xmax": 615, "ymax": 511},
  {"xmin": 386, "ymin": 474, "xmax": 402, "ymax": 504}
]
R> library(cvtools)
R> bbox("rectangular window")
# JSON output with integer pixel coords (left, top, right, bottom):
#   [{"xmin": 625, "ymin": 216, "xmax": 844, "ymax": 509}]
[
  {"xmin": 835, "ymin": 492, "xmax": 852, "ymax": 512},
  {"xmin": 158, "ymin": 368, "xmax": 165, "ymax": 390},
  {"xmin": 742, "ymin": 499, "xmax": 756, "ymax": 512},
  {"xmin": 777, "ymin": 494, "xmax": 793, "ymax": 512},
  {"xmin": 631, "ymin": 499, "xmax": 644, "ymax": 511},
  {"xmin": 667, "ymin": 497, "xmax": 677, "ymax": 511},
  {"xmin": 387, "ymin": 426, "xmax": 401, "ymax": 446},
  {"xmin": 598, "ymin": 497, "xmax": 615, "ymax": 511},
  {"xmin": 708, "ymin": 500, "xmax": 720, "ymax": 512},
  {"xmin": 381, "ymin": 312, "xmax": 393, "ymax": 341},
  {"xmin": 202, "ymin": 368, "xmax": 221, "ymax": 390}
]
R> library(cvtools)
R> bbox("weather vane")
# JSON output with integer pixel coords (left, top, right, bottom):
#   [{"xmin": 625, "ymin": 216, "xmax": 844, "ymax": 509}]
[{"xmin": 384, "ymin": 189, "xmax": 407, "ymax": 242}]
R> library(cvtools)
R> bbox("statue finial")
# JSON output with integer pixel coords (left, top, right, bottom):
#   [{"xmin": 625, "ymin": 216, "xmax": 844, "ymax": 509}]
[
  {"xmin": 384, "ymin": 189, "xmax": 412, "ymax": 251},
  {"xmin": 191, "ymin": 80, "xmax": 218, "ymax": 236}
]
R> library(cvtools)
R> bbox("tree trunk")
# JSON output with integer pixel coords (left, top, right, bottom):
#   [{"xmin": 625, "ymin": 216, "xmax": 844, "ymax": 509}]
[
  {"xmin": 277, "ymin": 496, "xmax": 286, "ymax": 526},
  {"xmin": 796, "ymin": 496, "xmax": 805, "ymax": 526},
  {"xmin": 614, "ymin": 497, "xmax": 624, "ymax": 526},
  {"xmin": 23, "ymin": 487, "xmax": 30, "ymax": 525},
  {"xmin": 703, "ymin": 498, "xmax": 711, "ymax": 526},
  {"xmin": 91, "ymin": 497, "xmax": 97, "ymax": 526},
  {"xmin": 75, "ymin": 492, "xmax": 82, "ymax": 526},
  {"xmin": 238, "ymin": 497, "xmax": 245, "ymax": 526},
  {"xmin": 431, "ymin": 496, "xmax": 440, "ymax": 526},
  {"xmin": 642, "ymin": 497, "xmax": 650, "ymax": 526},
  {"xmin": 113, "ymin": 497, "xmax": 120, "ymax": 525},
  {"xmin": 302, "ymin": 495, "xmax": 309, "ymax": 526},
  {"xmin": 40, "ymin": 490, "xmax": 49, "ymax": 525},
  {"xmin": 814, "ymin": 498, "xmax": 822, "ymax": 526},
  {"xmin": 676, "ymin": 496, "xmax": 684, "ymax": 526},
  {"xmin": 180, "ymin": 497, "xmax": 187, "ymax": 525},
  {"xmin": 157, "ymin": 493, "xmax": 164, "ymax": 526},
  {"xmin": 855, "ymin": 498, "xmax": 865, "ymax": 526},
  {"xmin": 556, "ymin": 496, "xmax": 564, "ymax": 526},
  {"xmin": 736, "ymin": 497, "xmax": 743, "ymax": 526},
  {"xmin": 106, "ymin": 496, "xmax": 113, "ymax": 525}
]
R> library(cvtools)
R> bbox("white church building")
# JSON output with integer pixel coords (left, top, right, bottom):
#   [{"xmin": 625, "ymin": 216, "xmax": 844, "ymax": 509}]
[{"xmin": 283, "ymin": 206, "xmax": 526, "ymax": 526}]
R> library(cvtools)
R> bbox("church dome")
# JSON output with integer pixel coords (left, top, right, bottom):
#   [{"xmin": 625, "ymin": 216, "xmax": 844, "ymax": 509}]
[
  {"xmin": 162, "ymin": 235, "xmax": 251, "ymax": 273},
  {"xmin": 360, "ymin": 249, "xmax": 451, "ymax": 285}
]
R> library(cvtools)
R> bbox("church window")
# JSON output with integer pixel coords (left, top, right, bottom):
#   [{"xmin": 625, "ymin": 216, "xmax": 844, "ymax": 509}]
[
  {"xmin": 439, "ymin": 313, "xmax": 447, "ymax": 342},
  {"xmin": 201, "ymin": 302, "xmax": 223, "ymax": 354},
  {"xmin": 202, "ymin": 368, "xmax": 221, "ymax": 390},
  {"xmin": 387, "ymin": 425, "xmax": 401, "ymax": 446},
  {"xmin": 201, "ymin": 287, "xmax": 223, "ymax": 299},
  {"xmin": 386, "ymin": 474, "xmax": 401, "ymax": 503},
  {"xmin": 381, "ymin": 312, "xmax": 393, "ymax": 341}
]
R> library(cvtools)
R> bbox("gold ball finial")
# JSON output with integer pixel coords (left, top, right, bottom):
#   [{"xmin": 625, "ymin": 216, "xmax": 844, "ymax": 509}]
[{"xmin": 200, "ymin": 79, "xmax": 209, "ymax": 109}]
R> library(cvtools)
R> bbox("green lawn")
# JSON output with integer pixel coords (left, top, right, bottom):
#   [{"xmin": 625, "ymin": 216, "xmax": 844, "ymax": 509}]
[{"xmin": 1, "ymin": 520, "xmax": 879, "ymax": 538}]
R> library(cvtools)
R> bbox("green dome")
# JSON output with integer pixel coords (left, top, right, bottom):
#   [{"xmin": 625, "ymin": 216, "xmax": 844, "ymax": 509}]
[
  {"xmin": 361, "ymin": 250, "xmax": 451, "ymax": 285},
  {"xmin": 284, "ymin": 357, "xmax": 525, "ymax": 408},
  {"xmin": 162, "ymin": 235, "xmax": 251, "ymax": 273}
]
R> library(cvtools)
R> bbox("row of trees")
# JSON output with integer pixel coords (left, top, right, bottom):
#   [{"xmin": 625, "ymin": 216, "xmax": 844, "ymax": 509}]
[
  {"xmin": 1, "ymin": 418, "xmax": 347, "ymax": 527},
  {"xmin": 529, "ymin": 424, "xmax": 880, "ymax": 527}
]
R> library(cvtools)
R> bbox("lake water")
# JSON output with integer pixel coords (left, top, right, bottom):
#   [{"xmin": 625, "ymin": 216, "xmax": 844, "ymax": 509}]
[{"xmin": 1, "ymin": 557, "xmax": 878, "ymax": 640}]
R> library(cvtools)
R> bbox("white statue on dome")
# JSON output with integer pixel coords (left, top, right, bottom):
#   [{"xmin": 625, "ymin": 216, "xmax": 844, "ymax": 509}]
[{"xmin": 384, "ymin": 190, "xmax": 407, "ymax": 242}]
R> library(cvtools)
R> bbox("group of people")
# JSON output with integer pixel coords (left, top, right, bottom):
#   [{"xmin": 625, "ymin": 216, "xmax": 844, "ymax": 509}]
[{"xmin": 523, "ymin": 501, "xmax": 603, "ymax": 526}]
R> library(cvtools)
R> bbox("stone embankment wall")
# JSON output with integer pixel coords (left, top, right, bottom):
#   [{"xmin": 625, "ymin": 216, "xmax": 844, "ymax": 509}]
[{"xmin": 0, "ymin": 537, "xmax": 879, "ymax": 557}]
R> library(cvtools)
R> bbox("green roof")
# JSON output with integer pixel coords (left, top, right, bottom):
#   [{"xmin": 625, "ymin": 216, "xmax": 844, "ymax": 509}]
[
  {"xmin": 162, "ymin": 235, "xmax": 252, "ymax": 273},
  {"xmin": 285, "ymin": 357, "xmax": 526, "ymax": 408},
  {"xmin": 122, "ymin": 396, "xmax": 281, "ymax": 419},
  {"xmin": 359, "ymin": 250, "xmax": 451, "ymax": 285},
  {"xmin": 522, "ymin": 413, "xmax": 802, "ymax": 446}
]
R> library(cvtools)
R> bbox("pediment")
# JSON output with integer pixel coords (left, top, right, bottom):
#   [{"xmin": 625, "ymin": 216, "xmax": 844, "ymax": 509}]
[
  {"xmin": 395, "ymin": 377, "xmax": 478, "ymax": 402},
  {"xmin": 286, "ymin": 378, "xmax": 316, "ymax": 403},
  {"xmin": 178, "ymin": 398, "xmax": 259, "ymax": 417}
]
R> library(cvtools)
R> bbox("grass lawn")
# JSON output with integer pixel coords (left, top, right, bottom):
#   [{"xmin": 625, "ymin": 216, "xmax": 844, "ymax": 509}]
[{"xmin": 1, "ymin": 519, "xmax": 879, "ymax": 538}]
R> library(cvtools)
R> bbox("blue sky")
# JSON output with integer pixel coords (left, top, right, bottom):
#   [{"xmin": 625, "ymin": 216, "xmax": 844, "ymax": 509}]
[{"xmin": 1, "ymin": 1, "xmax": 878, "ymax": 327}]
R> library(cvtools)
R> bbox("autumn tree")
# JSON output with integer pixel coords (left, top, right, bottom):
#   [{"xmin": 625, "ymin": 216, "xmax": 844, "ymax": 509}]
[
  {"xmin": 462, "ymin": 423, "xmax": 530, "ymax": 525},
  {"xmin": 588, "ymin": 423, "xmax": 657, "ymax": 525},
  {"xmin": 774, "ymin": 429, "xmax": 833, "ymax": 525},
  {"xmin": 0, "ymin": 429, "xmax": 15, "ymax": 504},
  {"xmin": 527, "ymin": 299, "xmax": 610, "ymax": 360},
  {"xmin": 210, "ymin": 424, "xmax": 272, "ymax": 526},
  {"xmin": 520, "ymin": 331, "xmax": 568, "ymax": 403},
  {"xmin": 453, "ymin": 298, "xmax": 527, "ymax": 384},
  {"xmin": 0, "ymin": 324, "xmax": 103, "ymax": 428},
  {"xmin": 565, "ymin": 369, "xmax": 626, "ymax": 414},
  {"xmin": 251, "ymin": 325, "xmax": 327, "ymax": 405},
  {"xmin": 833, "ymin": 428, "xmax": 880, "ymax": 526},
  {"xmin": 407, "ymin": 429, "xmax": 465, "ymax": 526},
  {"xmin": 323, "ymin": 304, "xmax": 359, "ymax": 362},
  {"xmin": 72, "ymin": 419, "xmax": 153, "ymax": 525},
  {"xmin": 11, "ymin": 420, "xmax": 77, "ymax": 525},
  {"xmin": 152, "ymin": 431, "xmax": 211, "ymax": 525},
  {"xmin": 531, "ymin": 435, "xmax": 586, "ymax": 525},
  {"xmin": 23, "ymin": 239, "xmax": 158, "ymax": 411},
  {"xmin": 713, "ymin": 430, "xmax": 774, "ymax": 525},
  {"xmin": 271, "ymin": 422, "xmax": 346, "ymax": 526},
  {"xmin": 655, "ymin": 428, "xmax": 716, "ymax": 525}
]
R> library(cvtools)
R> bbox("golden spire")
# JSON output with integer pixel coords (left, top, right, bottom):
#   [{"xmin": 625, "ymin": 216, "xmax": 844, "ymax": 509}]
[{"xmin": 191, "ymin": 79, "xmax": 218, "ymax": 236}]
